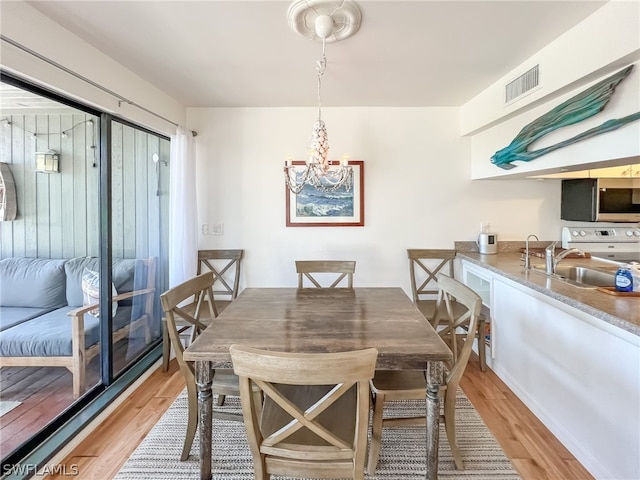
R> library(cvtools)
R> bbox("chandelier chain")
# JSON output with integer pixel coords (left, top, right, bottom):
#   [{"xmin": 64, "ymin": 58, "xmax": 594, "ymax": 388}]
[
  {"xmin": 316, "ymin": 38, "xmax": 327, "ymax": 120},
  {"xmin": 283, "ymin": 13, "xmax": 353, "ymax": 195}
]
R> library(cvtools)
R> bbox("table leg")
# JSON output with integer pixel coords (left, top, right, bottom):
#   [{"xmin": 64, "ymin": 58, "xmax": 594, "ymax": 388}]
[
  {"xmin": 196, "ymin": 360, "xmax": 213, "ymax": 480},
  {"xmin": 426, "ymin": 361, "xmax": 443, "ymax": 480}
]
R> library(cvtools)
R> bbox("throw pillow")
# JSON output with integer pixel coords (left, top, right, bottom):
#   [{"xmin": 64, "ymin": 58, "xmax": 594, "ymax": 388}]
[{"xmin": 81, "ymin": 268, "xmax": 118, "ymax": 317}]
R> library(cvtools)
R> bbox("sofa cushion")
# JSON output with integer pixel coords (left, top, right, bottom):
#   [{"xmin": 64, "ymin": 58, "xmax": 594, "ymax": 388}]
[
  {"xmin": 81, "ymin": 268, "xmax": 118, "ymax": 317},
  {"xmin": 65, "ymin": 258, "xmax": 145, "ymax": 307},
  {"xmin": 0, "ymin": 258, "xmax": 67, "ymax": 308},
  {"xmin": 0, "ymin": 305, "xmax": 134, "ymax": 357},
  {"xmin": 0, "ymin": 306, "xmax": 55, "ymax": 332},
  {"xmin": 65, "ymin": 258, "xmax": 99, "ymax": 307}
]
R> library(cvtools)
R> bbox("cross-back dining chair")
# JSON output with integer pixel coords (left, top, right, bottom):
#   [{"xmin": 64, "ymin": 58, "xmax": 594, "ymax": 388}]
[
  {"xmin": 197, "ymin": 249, "xmax": 244, "ymax": 313},
  {"xmin": 295, "ymin": 260, "xmax": 356, "ymax": 288},
  {"xmin": 230, "ymin": 345, "xmax": 378, "ymax": 480},
  {"xmin": 160, "ymin": 272, "xmax": 255, "ymax": 461},
  {"xmin": 366, "ymin": 273, "xmax": 482, "ymax": 473},
  {"xmin": 407, "ymin": 249, "xmax": 486, "ymax": 372},
  {"xmin": 162, "ymin": 249, "xmax": 244, "ymax": 372}
]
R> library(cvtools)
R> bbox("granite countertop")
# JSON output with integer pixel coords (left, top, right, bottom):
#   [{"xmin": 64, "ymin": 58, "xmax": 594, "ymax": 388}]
[{"xmin": 456, "ymin": 251, "xmax": 640, "ymax": 337}]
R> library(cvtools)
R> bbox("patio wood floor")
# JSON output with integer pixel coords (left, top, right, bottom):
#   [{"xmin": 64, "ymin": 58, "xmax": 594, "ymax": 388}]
[{"xmin": 0, "ymin": 338, "xmax": 151, "ymax": 458}]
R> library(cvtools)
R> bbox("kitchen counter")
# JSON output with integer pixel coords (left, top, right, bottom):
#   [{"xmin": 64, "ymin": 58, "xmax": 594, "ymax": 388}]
[
  {"xmin": 456, "ymin": 251, "xmax": 640, "ymax": 336},
  {"xmin": 456, "ymin": 250, "xmax": 640, "ymax": 480}
]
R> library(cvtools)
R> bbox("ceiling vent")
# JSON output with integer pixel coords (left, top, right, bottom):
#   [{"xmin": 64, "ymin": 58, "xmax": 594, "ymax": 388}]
[{"xmin": 505, "ymin": 65, "xmax": 540, "ymax": 105}]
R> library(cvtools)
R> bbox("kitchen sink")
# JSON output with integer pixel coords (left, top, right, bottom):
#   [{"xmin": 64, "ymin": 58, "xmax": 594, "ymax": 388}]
[{"xmin": 531, "ymin": 264, "xmax": 616, "ymax": 288}]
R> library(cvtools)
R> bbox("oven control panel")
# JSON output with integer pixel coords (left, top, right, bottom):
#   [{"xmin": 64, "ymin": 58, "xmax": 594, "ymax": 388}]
[
  {"xmin": 562, "ymin": 226, "xmax": 640, "ymax": 245},
  {"xmin": 561, "ymin": 225, "xmax": 640, "ymax": 263}
]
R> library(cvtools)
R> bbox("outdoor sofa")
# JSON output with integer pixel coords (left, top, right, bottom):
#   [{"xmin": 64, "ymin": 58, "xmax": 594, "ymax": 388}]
[{"xmin": 0, "ymin": 256, "xmax": 155, "ymax": 397}]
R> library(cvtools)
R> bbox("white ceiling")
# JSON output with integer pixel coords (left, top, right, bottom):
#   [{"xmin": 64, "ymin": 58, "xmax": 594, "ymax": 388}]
[
  {"xmin": 23, "ymin": 1, "xmax": 608, "ymax": 108},
  {"xmin": 0, "ymin": 83, "xmax": 78, "ymax": 113}
]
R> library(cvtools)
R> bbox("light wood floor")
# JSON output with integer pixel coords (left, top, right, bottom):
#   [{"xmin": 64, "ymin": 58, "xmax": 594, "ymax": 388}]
[{"xmin": 45, "ymin": 355, "xmax": 593, "ymax": 480}]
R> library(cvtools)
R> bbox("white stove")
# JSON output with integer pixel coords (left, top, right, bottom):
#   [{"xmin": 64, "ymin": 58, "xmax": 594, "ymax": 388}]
[{"xmin": 561, "ymin": 224, "xmax": 640, "ymax": 264}]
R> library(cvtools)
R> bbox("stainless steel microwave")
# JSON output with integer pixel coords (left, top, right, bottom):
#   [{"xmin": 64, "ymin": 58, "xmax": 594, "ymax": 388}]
[{"xmin": 561, "ymin": 178, "xmax": 640, "ymax": 222}]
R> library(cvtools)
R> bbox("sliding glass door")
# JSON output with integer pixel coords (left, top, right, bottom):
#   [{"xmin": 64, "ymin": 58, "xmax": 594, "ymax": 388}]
[
  {"xmin": 110, "ymin": 119, "xmax": 168, "ymax": 376},
  {"xmin": 0, "ymin": 74, "xmax": 169, "ymax": 469},
  {"xmin": 0, "ymin": 82, "xmax": 102, "ymax": 459}
]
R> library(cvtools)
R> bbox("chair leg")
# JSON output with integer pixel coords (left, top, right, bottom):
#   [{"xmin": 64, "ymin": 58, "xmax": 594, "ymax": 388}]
[
  {"xmin": 182, "ymin": 381, "xmax": 199, "ymax": 461},
  {"xmin": 161, "ymin": 318, "xmax": 170, "ymax": 372},
  {"xmin": 144, "ymin": 319, "xmax": 152, "ymax": 345},
  {"xmin": 367, "ymin": 391, "xmax": 385, "ymax": 475},
  {"xmin": 444, "ymin": 390, "xmax": 464, "ymax": 470},
  {"xmin": 217, "ymin": 394, "xmax": 226, "ymax": 406},
  {"xmin": 71, "ymin": 357, "xmax": 84, "ymax": 399},
  {"xmin": 254, "ymin": 456, "xmax": 269, "ymax": 480},
  {"xmin": 477, "ymin": 318, "xmax": 487, "ymax": 372}
]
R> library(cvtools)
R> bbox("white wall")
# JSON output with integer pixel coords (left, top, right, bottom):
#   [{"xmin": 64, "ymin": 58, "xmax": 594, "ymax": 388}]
[
  {"xmin": 0, "ymin": 1, "xmax": 185, "ymax": 136},
  {"xmin": 189, "ymin": 107, "xmax": 561, "ymax": 294}
]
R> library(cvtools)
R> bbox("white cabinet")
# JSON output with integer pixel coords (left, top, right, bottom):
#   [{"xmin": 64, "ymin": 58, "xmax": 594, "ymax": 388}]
[
  {"xmin": 470, "ymin": 266, "xmax": 640, "ymax": 480},
  {"xmin": 460, "ymin": 261, "xmax": 493, "ymax": 364}
]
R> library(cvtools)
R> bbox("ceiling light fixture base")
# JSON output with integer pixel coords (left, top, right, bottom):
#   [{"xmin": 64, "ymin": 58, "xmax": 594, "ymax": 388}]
[{"xmin": 287, "ymin": 0, "xmax": 361, "ymax": 43}]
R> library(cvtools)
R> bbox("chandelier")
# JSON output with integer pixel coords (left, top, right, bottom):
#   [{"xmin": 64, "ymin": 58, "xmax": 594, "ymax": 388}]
[{"xmin": 284, "ymin": 1, "xmax": 361, "ymax": 195}]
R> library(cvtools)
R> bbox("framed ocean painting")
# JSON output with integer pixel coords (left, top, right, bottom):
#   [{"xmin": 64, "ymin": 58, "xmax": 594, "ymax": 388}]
[{"xmin": 285, "ymin": 160, "xmax": 364, "ymax": 227}]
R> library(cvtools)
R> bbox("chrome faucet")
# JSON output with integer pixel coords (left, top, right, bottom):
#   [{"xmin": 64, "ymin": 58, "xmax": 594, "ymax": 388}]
[
  {"xmin": 545, "ymin": 241, "xmax": 581, "ymax": 274},
  {"xmin": 524, "ymin": 234, "xmax": 539, "ymax": 269}
]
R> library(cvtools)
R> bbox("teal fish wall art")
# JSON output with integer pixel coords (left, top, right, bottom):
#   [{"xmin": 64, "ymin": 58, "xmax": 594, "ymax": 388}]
[{"xmin": 491, "ymin": 65, "xmax": 640, "ymax": 170}]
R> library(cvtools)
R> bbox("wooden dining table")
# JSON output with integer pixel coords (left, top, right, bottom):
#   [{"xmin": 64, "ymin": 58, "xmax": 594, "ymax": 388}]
[{"xmin": 183, "ymin": 287, "xmax": 452, "ymax": 480}]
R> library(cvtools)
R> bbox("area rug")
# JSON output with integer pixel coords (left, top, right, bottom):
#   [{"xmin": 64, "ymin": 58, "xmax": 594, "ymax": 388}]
[
  {"xmin": 115, "ymin": 390, "xmax": 520, "ymax": 480},
  {"xmin": 0, "ymin": 400, "xmax": 21, "ymax": 418}
]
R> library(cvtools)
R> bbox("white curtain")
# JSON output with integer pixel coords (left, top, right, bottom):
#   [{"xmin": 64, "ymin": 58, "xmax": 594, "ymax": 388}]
[{"xmin": 169, "ymin": 126, "xmax": 198, "ymax": 287}]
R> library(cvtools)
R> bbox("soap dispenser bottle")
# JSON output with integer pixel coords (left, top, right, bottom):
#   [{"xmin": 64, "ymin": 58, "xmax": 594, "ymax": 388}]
[{"xmin": 614, "ymin": 264, "xmax": 634, "ymax": 292}]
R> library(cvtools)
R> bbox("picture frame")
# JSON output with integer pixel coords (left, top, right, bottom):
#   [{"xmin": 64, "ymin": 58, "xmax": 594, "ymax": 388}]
[{"xmin": 285, "ymin": 160, "xmax": 364, "ymax": 227}]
